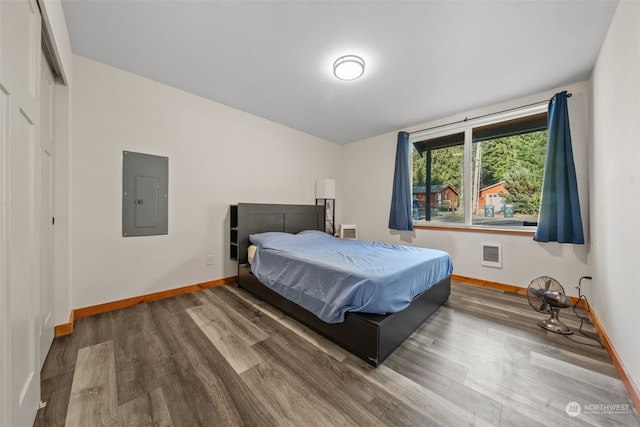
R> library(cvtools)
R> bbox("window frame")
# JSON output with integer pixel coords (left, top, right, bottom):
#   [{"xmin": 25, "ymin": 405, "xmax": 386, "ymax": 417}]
[{"xmin": 410, "ymin": 103, "xmax": 548, "ymax": 231}]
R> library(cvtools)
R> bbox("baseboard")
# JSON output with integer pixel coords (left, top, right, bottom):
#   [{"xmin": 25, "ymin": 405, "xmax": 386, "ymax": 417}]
[
  {"xmin": 451, "ymin": 274, "xmax": 528, "ymax": 295},
  {"xmin": 453, "ymin": 274, "xmax": 639, "ymax": 415},
  {"xmin": 54, "ymin": 310, "xmax": 75, "ymax": 336},
  {"xmin": 589, "ymin": 309, "xmax": 640, "ymax": 414},
  {"xmin": 54, "ymin": 275, "xmax": 237, "ymax": 337}
]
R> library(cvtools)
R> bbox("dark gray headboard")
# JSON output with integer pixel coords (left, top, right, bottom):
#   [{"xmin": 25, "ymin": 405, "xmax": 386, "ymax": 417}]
[{"xmin": 236, "ymin": 203, "xmax": 324, "ymax": 264}]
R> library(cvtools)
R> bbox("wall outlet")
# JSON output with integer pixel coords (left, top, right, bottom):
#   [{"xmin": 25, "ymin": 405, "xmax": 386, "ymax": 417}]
[{"xmin": 207, "ymin": 255, "xmax": 215, "ymax": 266}]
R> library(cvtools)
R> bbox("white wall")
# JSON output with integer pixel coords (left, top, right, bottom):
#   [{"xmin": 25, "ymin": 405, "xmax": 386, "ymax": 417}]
[
  {"xmin": 70, "ymin": 55, "xmax": 341, "ymax": 309},
  {"xmin": 591, "ymin": 0, "xmax": 640, "ymax": 400},
  {"xmin": 341, "ymin": 80, "xmax": 592, "ymax": 294}
]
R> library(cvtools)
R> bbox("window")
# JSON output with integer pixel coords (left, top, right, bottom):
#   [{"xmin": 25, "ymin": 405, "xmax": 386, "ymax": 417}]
[
  {"xmin": 412, "ymin": 132, "xmax": 464, "ymax": 223},
  {"xmin": 411, "ymin": 107, "xmax": 548, "ymax": 228}
]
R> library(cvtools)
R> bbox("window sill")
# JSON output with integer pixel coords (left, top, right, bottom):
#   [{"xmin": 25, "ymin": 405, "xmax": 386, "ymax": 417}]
[{"xmin": 413, "ymin": 223, "xmax": 535, "ymax": 237}]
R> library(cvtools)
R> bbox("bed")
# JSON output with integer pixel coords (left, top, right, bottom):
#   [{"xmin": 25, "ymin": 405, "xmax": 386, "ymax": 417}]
[{"xmin": 234, "ymin": 203, "xmax": 452, "ymax": 366}]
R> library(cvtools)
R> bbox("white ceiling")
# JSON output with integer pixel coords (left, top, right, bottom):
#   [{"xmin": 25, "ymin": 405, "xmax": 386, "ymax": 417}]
[{"xmin": 61, "ymin": 0, "xmax": 618, "ymax": 144}]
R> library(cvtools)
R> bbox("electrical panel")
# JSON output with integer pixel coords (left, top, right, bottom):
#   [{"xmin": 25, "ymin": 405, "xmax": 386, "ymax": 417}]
[{"xmin": 122, "ymin": 151, "xmax": 168, "ymax": 237}]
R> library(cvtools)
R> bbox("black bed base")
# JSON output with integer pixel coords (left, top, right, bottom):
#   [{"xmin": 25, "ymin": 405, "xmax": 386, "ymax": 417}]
[
  {"xmin": 238, "ymin": 264, "xmax": 450, "ymax": 366},
  {"xmin": 231, "ymin": 203, "xmax": 451, "ymax": 366}
]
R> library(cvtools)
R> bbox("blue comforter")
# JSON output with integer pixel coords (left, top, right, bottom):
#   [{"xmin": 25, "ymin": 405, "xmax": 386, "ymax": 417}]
[{"xmin": 249, "ymin": 230, "xmax": 453, "ymax": 323}]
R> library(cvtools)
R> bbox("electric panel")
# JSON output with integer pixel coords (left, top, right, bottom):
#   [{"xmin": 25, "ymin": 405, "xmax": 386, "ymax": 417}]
[{"xmin": 122, "ymin": 151, "xmax": 168, "ymax": 237}]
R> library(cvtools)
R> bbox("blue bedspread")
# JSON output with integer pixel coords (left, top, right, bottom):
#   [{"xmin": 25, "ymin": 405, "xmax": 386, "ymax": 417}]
[{"xmin": 249, "ymin": 230, "xmax": 453, "ymax": 323}]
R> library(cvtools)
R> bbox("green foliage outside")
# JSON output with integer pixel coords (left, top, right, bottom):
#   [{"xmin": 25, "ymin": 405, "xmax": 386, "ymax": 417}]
[
  {"xmin": 503, "ymin": 163, "xmax": 542, "ymax": 214},
  {"xmin": 431, "ymin": 146, "xmax": 464, "ymax": 193},
  {"xmin": 480, "ymin": 131, "xmax": 547, "ymax": 188},
  {"xmin": 413, "ymin": 130, "xmax": 548, "ymax": 215},
  {"xmin": 412, "ymin": 149, "xmax": 425, "ymax": 187},
  {"xmin": 487, "ymin": 131, "xmax": 547, "ymax": 215},
  {"xmin": 412, "ymin": 146, "xmax": 463, "ymax": 192}
]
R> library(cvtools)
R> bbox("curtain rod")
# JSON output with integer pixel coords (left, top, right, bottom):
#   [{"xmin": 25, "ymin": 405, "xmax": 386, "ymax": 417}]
[{"xmin": 408, "ymin": 92, "xmax": 572, "ymax": 136}]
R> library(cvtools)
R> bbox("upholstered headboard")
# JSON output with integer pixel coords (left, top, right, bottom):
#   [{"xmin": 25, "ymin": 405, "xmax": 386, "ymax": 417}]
[{"xmin": 236, "ymin": 203, "xmax": 324, "ymax": 264}]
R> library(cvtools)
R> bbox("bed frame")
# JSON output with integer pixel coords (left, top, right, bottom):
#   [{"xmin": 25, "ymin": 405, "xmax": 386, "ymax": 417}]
[{"xmin": 234, "ymin": 203, "xmax": 450, "ymax": 366}]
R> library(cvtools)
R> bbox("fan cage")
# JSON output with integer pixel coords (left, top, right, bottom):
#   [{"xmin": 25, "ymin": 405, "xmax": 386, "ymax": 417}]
[{"xmin": 527, "ymin": 276, "xmax": 564, "ymax": 312}]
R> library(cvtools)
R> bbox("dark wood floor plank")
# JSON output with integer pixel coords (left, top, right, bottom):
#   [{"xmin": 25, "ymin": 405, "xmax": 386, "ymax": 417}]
[
  {"xmin": 216, "ymin": 287, "xmax": 387, "ymax": 425},
  {"xmin": 147, "ymin": 292, "xmax": 202, "ymax": 337},
  {"xmin": 118, "ymin": 387, "xmax": 172, "ymax": 427},
  {"xmin": 249, "ymin": 336, "xmax": 384, "ymax": 426},
  {"xmin": 221, "ymin": 285, "xmax": 350, "ymax": 362},
  {"xmin": 40, "ymin": 312, "xmax": 113, "ymax": 380},
  {"xmin": 157, "ymin": 353, "xmax": 227, "ymax": 426},
  {"xmin": 214, "ymin": 285, "xmax": 283, "ymax": 320},
  {"xmin": 240, "ymin": 362, "xmax": 351, "ymax": 427},
  {"xmin": 33, "ymin": 370, "xmax": 74, "ymax": 427},
  {"xmin": 111, "ymin": 303, "xmax": 182, "ymax": 406},
  {"xmin": 226, "ymin": 287, "xmax": 381, "ymax": 400},
  {"xmin": 165, "ymin": 325, "xmax": 278, "ymax": 426},
  {"xmin": 111, "ymin": 303, "xmax": 176, "ymax": 363}
]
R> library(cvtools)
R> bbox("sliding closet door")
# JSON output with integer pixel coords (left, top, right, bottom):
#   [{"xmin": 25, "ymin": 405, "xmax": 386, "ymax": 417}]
[{"xmin": 0, "ymin": 0, "xmax": 42, "ymax": 426}]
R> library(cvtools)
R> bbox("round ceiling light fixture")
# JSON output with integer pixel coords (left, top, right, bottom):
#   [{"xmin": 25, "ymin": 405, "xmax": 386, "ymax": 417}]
[{"xmin": 333, "ymin": 55, "xmax": 365, "ymax": 81}]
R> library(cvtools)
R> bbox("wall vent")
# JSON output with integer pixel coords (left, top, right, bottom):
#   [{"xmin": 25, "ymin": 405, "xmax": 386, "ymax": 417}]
[
  {"xmin": 340, "ymin": 224, "xmax": 358, "ymax": 240},
  {"xmin": 481, "ymin": 243, "xmax": 502, "ymax": 268}
]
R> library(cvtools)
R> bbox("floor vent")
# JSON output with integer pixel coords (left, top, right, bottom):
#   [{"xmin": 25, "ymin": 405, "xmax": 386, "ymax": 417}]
[{"xmin": 481, "ymin": 243, "xmax": 502, "ymax": 268}]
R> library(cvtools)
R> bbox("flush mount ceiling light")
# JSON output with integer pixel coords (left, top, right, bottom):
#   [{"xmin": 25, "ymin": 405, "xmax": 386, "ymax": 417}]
[{"xmin": 333, "ymin": 55, "xmax": 365, "ymax": 81}]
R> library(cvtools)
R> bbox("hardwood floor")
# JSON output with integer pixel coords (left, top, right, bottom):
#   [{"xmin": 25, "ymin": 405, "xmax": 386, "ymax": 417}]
[{"xmin": 34, "ymin": 281, "xmax": 640, "ymax": 427}]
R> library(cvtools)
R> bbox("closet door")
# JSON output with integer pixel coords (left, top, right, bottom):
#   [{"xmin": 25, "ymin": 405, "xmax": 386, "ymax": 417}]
[
  {"xmin": 0, "ymin": 0, "xmax": 42, "ymax": 426},
  {"xmin": 38, "ymin": 51, "xmax": 55, "ymax": 369}
]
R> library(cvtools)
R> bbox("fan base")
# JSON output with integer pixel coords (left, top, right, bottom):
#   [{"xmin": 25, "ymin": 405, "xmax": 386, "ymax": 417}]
[{"xmin": 538, "ymin": 318, "xmax": 573, "ymax": 335}]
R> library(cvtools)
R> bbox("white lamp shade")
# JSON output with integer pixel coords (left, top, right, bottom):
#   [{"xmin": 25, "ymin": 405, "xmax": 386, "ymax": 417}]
[{"xmin": 315, "ymin": 178, "xmax": 336, "ymax": 199}]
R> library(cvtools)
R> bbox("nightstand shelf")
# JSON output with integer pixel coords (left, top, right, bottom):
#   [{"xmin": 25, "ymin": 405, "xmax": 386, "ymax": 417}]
[{"xmin": 230, "ymin": 205, "xmax": 238, "ymax": 260}]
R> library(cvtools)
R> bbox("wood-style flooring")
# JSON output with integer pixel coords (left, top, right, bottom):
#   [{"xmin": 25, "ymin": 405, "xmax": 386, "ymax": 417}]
[{"xmin": 34, "ymin": 281, "xmax": 640, "ymax": 426}]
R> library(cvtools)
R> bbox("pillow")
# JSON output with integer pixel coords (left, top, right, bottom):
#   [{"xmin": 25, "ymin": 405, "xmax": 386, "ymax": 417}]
[
  {"xmin": 297, "ymin": 230, "xmax": 326, "ymax": 236},
  {"xmin": 249, "ymin": 231, "xmax": 291, "ymax": 246}
]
